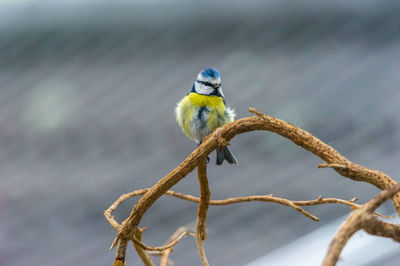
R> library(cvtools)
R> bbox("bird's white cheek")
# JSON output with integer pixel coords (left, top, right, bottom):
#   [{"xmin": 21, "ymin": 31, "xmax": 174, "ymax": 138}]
[{"xmin": 195, "ymin": 83, "xmax": 213, "ymax": 95}]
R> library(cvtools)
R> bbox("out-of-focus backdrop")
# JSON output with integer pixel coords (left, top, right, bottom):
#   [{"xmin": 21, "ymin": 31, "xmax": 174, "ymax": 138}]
[{"xmin": 1, "ymin": 1, "xmax": 400, "ymax": 265}]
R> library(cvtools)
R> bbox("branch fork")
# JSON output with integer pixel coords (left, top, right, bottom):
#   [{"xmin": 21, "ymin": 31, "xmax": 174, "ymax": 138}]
[
  {"xmin": 105, "ymin": 108, "xmax": 399, "ymax": 265},
  {"xmin": 323, "ymin": 184, "xmax": 400, "ymax": 266}
]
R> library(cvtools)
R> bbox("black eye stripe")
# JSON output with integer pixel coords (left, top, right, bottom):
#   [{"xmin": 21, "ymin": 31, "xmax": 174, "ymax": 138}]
[{"xmin": 196, "ymin": 80, "xmax": 220, "ymax": 89}]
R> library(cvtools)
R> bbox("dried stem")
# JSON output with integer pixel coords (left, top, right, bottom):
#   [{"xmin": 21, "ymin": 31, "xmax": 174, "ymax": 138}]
[
  {"xmin": 160, "ymin": 226, "xmax": 194, "ymax": 266},
  {"xmin": 104, "ymin": 190, "xmax": 391, "ymax": 264},
  {"xmin": 105, "ymin": 189, "xmax": 389, "ymax": 228},
  {"xmin": 105, "ymin": 189, "xmax": 150, "ymax": 231},
  {"xmin": 196, "ymin": 234, "xmax": 209, "ymax": 266},
  {"xmin": 159, "ymin": 250, "xmax": 171, "ymax": 266},
  {"xmin": 196, "ymin": 158, "xmax": 210, "ymax": 265},
  {"xmin": 105, "ymin": 108, "xmax": 400, "ymax": 265},
  {"xmin": 130, "ymin": 230, "xmax": 194, "ymax": 252},
  {"xmin": 114, "ymin": 238, "xmax": 128, "ymax": 266},
  {"xmin": 132, "ymin": 227, "xmax": 155, "ymax": 266},
  {"xmin": 323, "ymin": 184, "xmax": 400, "ymax": 266}
]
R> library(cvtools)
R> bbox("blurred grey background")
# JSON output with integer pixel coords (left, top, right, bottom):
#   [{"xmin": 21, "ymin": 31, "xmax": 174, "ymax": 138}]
[{"xmin": 1, "ymin": 1, "xmax": 400, "ymax": 265}]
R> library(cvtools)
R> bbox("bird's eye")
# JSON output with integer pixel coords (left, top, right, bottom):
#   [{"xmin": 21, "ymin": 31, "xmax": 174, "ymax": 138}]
[{"xmin": 196, "ymin": 80, "xmax": 220, "ymax": 89}]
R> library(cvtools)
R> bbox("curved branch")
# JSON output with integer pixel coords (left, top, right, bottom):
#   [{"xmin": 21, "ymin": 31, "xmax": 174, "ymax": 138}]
[
  {"xmin": 106, "ymin": 108, "xmax": 399, "ymax": 262},
  {"xmin": 132, "ymin": 227, "xmax": 155, "ymax": 266},
  {"xmin": 131, "ymin": 230, "xmax": 194, "ymax": 252},
  {"xmin": 105, "ymin": 189, "xmax": 388, "ymax": 231},
  {"xmin": 160, "ymin": 226, "xmax": 193, "ymax": 266},
  {"xmin": 323, "ymin": 184, "xmax": 400, "ymax": 266}
]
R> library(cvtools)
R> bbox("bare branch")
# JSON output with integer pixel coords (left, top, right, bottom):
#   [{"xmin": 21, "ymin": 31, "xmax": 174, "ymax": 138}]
[
  {"xmin": 130, "ymin": 230, "xmax": 194, "ymax": 252},
  {"xmin": 160, "ymin": 226, "xmax": 194, "ymax": 266},
  {"xmin": 106, "ymin": 188, "xmax": 391, "ymax": 226},
  {"xmin": 196, "ymin": 158, "xmax": 210, "ymax": 265},
  {"xmin": 105, "ymin": 189, "xmax": 150, "ymax": 231},
  {"xmin": 114, "ymin": 238, "xmax": 128, "ymax": 266},
  {"xmin": 104, "ymin": 108, "xmax": 400, "ymax": 265},
  {"xmin": 132, "ymin": 227, "xmax": 155, "ymax": 266},
  {"xmin": 363, "ymin": 216, "xmax": 400, "ymax": 241},
  {"xmin": 112, "ymin": 109, "xmax": 399, "ymax": 247},
  {"xmin": 323, "ymin": 184, "xmax": 400, "ymax": 266}
]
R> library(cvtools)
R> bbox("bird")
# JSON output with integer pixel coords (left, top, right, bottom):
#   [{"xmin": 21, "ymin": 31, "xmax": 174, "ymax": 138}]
[{"xmin": 175, "ymin": 67, "xmax": 238, "ymax": 165}]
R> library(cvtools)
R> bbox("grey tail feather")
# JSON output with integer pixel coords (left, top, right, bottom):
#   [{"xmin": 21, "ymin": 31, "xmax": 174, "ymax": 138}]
[{"xmin": 216, "ymin": 146, "xmax": 238, "ymax": 165}]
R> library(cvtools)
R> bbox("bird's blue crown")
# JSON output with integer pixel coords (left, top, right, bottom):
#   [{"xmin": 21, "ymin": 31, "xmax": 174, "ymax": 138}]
[{"xmin": 200, "ymin": 68, "xmax": 220, "ymax": 79}]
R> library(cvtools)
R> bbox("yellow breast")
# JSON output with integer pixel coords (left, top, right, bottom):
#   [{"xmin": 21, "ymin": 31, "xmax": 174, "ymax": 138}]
[
  {"xmin": 187, "ymin": 93, "xmax": 224, "ymax": 108},
  {"xmin": 176, "ymin": 93, "xmax": 228, "ymax": 140}
]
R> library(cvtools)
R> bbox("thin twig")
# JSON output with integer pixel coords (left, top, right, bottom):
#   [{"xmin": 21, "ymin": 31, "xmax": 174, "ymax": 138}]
[
  {"xmin": 104, "ymin": 189, "xmax": 150, "ymax": 231},
  {"xmin": 293, "ymin": 196, "xmax": 392, "ymax": 219},
  {"xmin": 130, "ymin": 230, "xmax": 194, "ymax": 252},
  {"xmin": 105, "ymin": 189, "xmax": 390, "ymax": 227},
  {"xmin": 196, "ymin": 234, "xmax": 208, "ymax": 266},
  {"xmin": 160, "ymin": 226, "xmax": 193, "ymax": 266},
  {"xmin": 196, "ymin": 158, "xmax": 210, "ymax": 265},
  {"xmin": 132, "ymin": 227, "xmax": 155, "ymax": 266}
]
